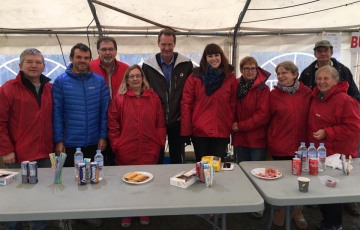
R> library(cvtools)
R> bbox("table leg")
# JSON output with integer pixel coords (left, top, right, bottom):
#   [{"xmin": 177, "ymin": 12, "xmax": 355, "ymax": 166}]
[
  {"xmin": 285, "ymin": 206, "xmax": 291, "ymax": 230},
  {"xmin": 222, "ymin": 213, "xmax": 226, "ymax": 230},
  {"xmin": 213, "ymin": 214, "xmax": 218, "ymax": 230},
  {"xmin": 266, "ymin": 205, "xmax": 274, "ymax": 230}
]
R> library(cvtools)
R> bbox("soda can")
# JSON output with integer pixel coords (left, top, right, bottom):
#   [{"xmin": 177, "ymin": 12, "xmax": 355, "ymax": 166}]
[
  {"xmin": 21, "ymin": 161, "xmax": 30, "ymax": 183},
  {"xmin": 84, "ymin": 158, "xmax": 91, "ymax": 179},
  {"xmin": 90, "ymin": 162, "xmax": 99, "ymax": 184},
  {"xmin": 29, "ymin": 161, "xmax": 38, "ymax": 184},
  {"xmin": 292, "ymin": 158, "xmax": 301, "ymax": 175},
  {"xmin": 309, "ymin": 158, "xmax": 318, "ymax": 175},
  {"xmin": 199, "ymin": 161, "xmax": 207, "ymax": 183},
  {"xmin": 78, "ymin": 163, "xmax": 87, "ymax": 185},
  {"xmin": 195, "ymin": 162, "xmax": 201, "ymax": 180}
]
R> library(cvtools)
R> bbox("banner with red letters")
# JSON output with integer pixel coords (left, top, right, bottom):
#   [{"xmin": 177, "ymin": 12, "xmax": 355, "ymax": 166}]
[{"xmin": 350, "ymin": 32, "xmax": 360, "ymax": 53}]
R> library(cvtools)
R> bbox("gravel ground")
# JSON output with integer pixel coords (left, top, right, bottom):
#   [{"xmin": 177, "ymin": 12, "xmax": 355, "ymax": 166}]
[{"xmin": 1, "ymin": 204, "xmax": 360, "ymax": 230}]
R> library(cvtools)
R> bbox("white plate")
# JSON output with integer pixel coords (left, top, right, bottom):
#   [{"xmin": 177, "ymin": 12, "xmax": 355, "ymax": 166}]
[
  {"xmin": 123, "ymin": 171, "xmax": 153, "ymax": 185},
  {"xmin": 221, "ymin": 163, "xmax": 234, "ymax": 171},
  {"xmin": 251, "ymin": 168, "xmax": 282, "ymax": 180}
]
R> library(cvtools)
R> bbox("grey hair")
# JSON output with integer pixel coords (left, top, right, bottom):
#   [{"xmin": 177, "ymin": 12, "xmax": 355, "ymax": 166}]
[
  {"xmin": 275, "ymin": 61, "xmax": 299, "ymax": 77},
  {"xmin": 20, "ymin": 48, "xmax": 44, "ymax": 64},
  {"xmin": 315, "ymin": 66, "xmax": 339, "ymax": 82}
]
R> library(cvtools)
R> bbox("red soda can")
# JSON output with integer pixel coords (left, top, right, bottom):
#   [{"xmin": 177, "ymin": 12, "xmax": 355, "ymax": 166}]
[
  {"xmin": 309, "ymin": 158, "xmax": 318, "ymax": 175},
  {"xmin": 196, "ymin": 162, "xmax": 201, "ymax": 180},
  {"xmin": 292, "ymin": 158, "xmax": 301, "ymax": 175}
]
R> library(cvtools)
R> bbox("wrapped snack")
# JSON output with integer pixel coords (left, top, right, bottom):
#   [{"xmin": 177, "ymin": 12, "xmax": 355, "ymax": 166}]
[{"xmin": 341, "ymin": 154, "xmax": 353, "ymax": 175}]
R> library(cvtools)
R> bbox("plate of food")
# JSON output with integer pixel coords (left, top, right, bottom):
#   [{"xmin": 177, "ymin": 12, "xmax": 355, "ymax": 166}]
[
  {"xmin": 123, "ymin": 171, "xmax": 153, "ymax": 184},
  {"xmin": 251, "ymin": 168, "xmax": 282, "ymax": 180}
]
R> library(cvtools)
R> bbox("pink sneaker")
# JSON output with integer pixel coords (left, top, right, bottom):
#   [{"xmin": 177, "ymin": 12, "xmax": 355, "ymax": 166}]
[
  {"xmin": 121, "ymin": 217, "xmax": 132, "ymax": 228},
  {"xmin": 140, "ymin": 216, "xmax": 150, "ymax": 225}
]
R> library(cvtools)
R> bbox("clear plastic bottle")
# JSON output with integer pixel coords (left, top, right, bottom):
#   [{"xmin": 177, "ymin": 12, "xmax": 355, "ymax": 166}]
[
  {"xmin": 94, "ymin": 149, "xmax": 104, "ymax": 180},
  {"xmin": 299, "ymin": 142, "xmax": 308, "ymax": 171},
  {"xmin": 317, "ymin": 143, "xmax": 326, "ymax": 171},
  {"xmin": 308, "ymin": 143, "xmax": 317, "ymax": 169},
  {"xmin": 74, "ymin": 147, "xmax": 84, "ymax": 177}
]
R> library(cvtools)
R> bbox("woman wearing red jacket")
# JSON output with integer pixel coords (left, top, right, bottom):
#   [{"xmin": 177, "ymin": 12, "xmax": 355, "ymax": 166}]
[
  {"xmin": 308, "ymin": 66, "xmax": 360, "ymax": 230},
  {"xmin": 181, "ymin": 43, "xmax": 237, "ymax": 162},
  {"xmin": 232, "ymin": 56, "xmax": 271, "ymax": 163},
  {"xmin": 108, "ymin": 64, "xmax": 166, "ymax": 228},
  {"xmin": 268, "ymin": 61, "xmax": 311, "ymax": 228}
]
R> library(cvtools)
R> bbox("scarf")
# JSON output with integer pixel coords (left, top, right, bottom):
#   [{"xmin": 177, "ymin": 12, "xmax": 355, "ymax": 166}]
[
  {"xmin": 277, "ymin": 79, "xmax": 300, "ymax": 95},
  {"xmin": 201, "ymin": 63, "xmax": 225, "ymax": 96},
  {"xmin": 237, "ymin": 75, "xmax": 257, "ymax": 101}
]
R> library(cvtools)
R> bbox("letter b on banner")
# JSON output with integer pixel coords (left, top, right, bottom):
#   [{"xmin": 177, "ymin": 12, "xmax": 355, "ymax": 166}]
[{"xmin": 350, "ymin": 32, "xmax": 360, "ymax": 52}]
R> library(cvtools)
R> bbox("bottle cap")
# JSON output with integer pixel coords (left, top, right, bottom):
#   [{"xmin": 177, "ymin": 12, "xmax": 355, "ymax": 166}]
[
  {"xmin": 96, "ymin": 149, "xmax": 101, "ymax": 153},
  {"xmin": 310, "ymin": 143, "xmax": 314, "ymax": 146},
  {"xmin": 320, "ymin": 143, "xmax": 324, "ymax": 146},
  {"xmin": 76, "ymin": 147, "xmax": 81, "ymax": 151}
]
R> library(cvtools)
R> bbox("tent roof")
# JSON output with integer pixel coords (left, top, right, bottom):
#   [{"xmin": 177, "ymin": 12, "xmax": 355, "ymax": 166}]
[{"xmin": 1, "ymin": 0, "xmax": 360, "ymax": 34}]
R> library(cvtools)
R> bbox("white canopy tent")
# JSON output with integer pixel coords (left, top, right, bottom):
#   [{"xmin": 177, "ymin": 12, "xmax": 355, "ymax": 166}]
[{"xmin": 0, "ymin": 0, "xmax": 359, "ymax": 84}]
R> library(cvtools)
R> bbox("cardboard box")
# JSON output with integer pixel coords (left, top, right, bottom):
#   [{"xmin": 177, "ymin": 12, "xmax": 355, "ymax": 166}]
[
  {"xmin": 0, "ymin": 170, "xmax": 19, "ymax": 186},
  {"xmin": 170, "ymin": 168, "xmax": 197, "ymax": 189}
]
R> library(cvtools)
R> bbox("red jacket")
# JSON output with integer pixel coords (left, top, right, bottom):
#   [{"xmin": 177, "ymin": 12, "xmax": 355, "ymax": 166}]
[
  {"xmin": 89, "ymin": 58, "xmax": 129, "ymax": 98},
  {"xmin": 232, "ymin": 69, "xmax": 271, "ymax": 148},
  {"xmin": 308, "ymin": 82, "xmax": 360, "ymax": 158},
  {"xmin": 108, "ymin": 89, "xmax": 166, "ymax": 165},
  {"xmin": 268, "ymin": 82, "xmax": 312, "ymax": 156},
  {"xmin": 0, "ymin": 72, "xmax": 53, "ymax": 163},
  {"xmin": 181, "ymin": 69, "xmax": 237, "ymax": 138}
]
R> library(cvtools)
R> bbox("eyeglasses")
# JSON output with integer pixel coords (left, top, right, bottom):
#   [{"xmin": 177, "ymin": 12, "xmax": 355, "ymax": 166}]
[
  {"xmin": 128, "ymin": 74, "xmax": 142, "ymax": 79},
  {"xmin": 243, "ymin": 67, "xmax": 256, "ymax": 72},
  {"xmin": 276, "ymin": 71, "xmax": 290, "ymax": 76},
  {"xmin": 98, "ymin": 48, "xmax": 116, "ymax": 52}
]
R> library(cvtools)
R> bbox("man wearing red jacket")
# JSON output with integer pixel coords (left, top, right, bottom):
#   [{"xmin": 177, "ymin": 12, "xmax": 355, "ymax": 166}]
[
  {"xmin": 0, "ymin": 48, "xmax": 53, "ymax": 230},
  {"xmin": 89, "ymin": 36, "xmax": 129, "ymax": 166}
]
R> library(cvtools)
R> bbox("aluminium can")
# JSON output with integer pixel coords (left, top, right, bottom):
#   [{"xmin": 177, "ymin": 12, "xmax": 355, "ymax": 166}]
[
  {"xmin": 90, "ymin": 162, "xmax": 99, "ymax": 184},
  {"xmin": 309, "ymin": 158, "xmax": 319, "ymax": 175},
  {"xmin": 77, "ymin": 163, "xmax": 87, "ymax": 185},
  {"xmin": 29, "ymin": 161, "xmax": 38, "ymax": 184},
  {"xmin": 21, "ymin": 161, "xmax": 30, "ymax": 183},
  {"xmin": 195, "ymin": 162, "xmax": 201, "ymax": 180},
  {"xmin": 292, "ymin": 158, "xmax": 301, "ymax": 175}
]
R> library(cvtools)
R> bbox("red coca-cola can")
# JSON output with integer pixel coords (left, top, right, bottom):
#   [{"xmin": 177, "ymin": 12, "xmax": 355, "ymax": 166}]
[
  {"xmin": 292, "ymin": 158, "xmax": 301, "ymax": 175},
  {"xmin": 309, "ymin": 158, "xmax": 318, "ymax": 175}
]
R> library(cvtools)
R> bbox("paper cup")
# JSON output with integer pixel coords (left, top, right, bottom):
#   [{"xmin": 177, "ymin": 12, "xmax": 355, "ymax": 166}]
[{"xmin": 298, "ymin": 177, "xmax": 310, "ymax": 192}]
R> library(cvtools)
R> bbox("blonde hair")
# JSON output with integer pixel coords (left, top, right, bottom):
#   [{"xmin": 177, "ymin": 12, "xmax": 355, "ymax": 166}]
[
  {"xmin": 275, "ymin": 61, "xmax": 299, "ymax": 77},
  {"xmin": 118, "ymin": 64, "xmax": 150, "ymax": 94}
]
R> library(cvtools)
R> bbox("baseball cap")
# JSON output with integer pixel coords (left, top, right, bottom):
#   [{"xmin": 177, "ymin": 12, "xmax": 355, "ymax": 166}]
[{"xmin": 313, "ymin": 40, "xmax": 333, "ymax": 50}]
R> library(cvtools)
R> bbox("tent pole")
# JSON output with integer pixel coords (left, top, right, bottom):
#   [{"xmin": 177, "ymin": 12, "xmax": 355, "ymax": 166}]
[
  {"xmin": 87, "ymin": 0, "xmax": 103, "ymax": 37},
  {"xmin": 232, "ymin": 0, "xmax": 251, "ymax": 76}
]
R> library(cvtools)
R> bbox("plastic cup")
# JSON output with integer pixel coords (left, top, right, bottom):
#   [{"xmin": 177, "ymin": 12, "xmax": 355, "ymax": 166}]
[
  {"xmin": 53, "ymin": 169, "xmax": 62, "ymax": 184},
  {"xmin": 298, "ymin": 177, "xmax": 310, "ymax": 192}
]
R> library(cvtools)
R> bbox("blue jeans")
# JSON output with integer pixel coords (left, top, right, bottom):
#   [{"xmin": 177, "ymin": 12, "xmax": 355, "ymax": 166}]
[
  {"xmin": 5, "ymin": 221, "xmax": 46, "ymax": 230},
  {"xmin": 234, "ymin": 146, "xmax": 267, "ymax": 163},
  {"xmin": 5, "ymin": 158, "xmax": 49, "ymax": 230}
]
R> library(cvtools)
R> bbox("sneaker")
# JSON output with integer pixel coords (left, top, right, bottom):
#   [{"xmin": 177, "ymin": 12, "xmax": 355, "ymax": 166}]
[
  {"xmin": 121, "ymin": 218, "xmax": 132, "ymax": 228},
  {"xmin": 81, "ymin": 218, "xmax": 102, "ymax": 227},
  {"xmin": 140, "ymin": 216, "xmax": 150, "ymax": 226},
  {"xmin": 59, "ymin": 219, "xmax": 73, "ymax": 230},
  {"xmin": 343, "ymin": 202, "xmax": 360, "ymax": 216}
]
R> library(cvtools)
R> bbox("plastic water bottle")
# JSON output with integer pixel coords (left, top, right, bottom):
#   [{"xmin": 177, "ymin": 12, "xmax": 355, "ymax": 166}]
[
  {"xmin": 74, "ymin": 147, "xmax": 84, "ymax": 177},
  {"xmin": 317, "ymin": 143, "xmax": 326, "ymax": 171},
  {"xmin": 308, "ymin": 143, "xmax": 317, "ymax": 167},
  {"xmin": 298, "ymin": 142, "xmax": 308, "ymax": 171},
  {"xmin": 94, "ymin": 149, "xmax": 104, "ymax": 180}
]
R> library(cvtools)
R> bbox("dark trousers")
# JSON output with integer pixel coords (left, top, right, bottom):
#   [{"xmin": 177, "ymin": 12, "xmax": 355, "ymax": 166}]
[
  {"xmin": 319, "ymin": 203, "xmax": 342, "ymax": 227},
  {"xmin": 63, "ymin": 145, "xmax": 98, "ymax": 167},
  {"xmin": 192, "ymin": 137, "xmax": 229, "ymax": 162},
  {"xmin": 163, "ymin": 121, "xmax": 184, "ymax": 164},
  {"xmin": 103, "ymin": 141, "xmax": 115, "ymax": 166}
]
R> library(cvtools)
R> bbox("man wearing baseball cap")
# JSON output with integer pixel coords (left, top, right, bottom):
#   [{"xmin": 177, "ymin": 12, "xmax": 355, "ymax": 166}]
[{"xmin": 299, "ymin": 39, "xmax": 360, "ymax": 103}]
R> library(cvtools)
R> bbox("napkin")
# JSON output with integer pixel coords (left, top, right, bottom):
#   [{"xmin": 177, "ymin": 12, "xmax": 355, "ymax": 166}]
[{"xmin": 325, "ymin": 153, "xmax": 353, "ymax": 175}]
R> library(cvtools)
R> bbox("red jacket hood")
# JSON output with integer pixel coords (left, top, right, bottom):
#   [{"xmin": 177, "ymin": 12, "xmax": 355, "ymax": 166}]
[{"xmin": 312, "ymin": 81, "xmax": 349, "ymax": 101}]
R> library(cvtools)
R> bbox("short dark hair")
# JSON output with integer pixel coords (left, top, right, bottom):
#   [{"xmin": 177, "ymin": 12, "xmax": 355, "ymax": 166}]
[
  {"xmin": 158, "ymin": 29, "xmax": 176, "ymax": 43},
  {"xmin": 70, "ymin": 43, "xmax": 92, "ymax": 59},
  {"xmin": 200, "ymin": 43, "xmax": 231, "ymax": 76},
  {"xmin": 96, "ymin": 36, "xmax": 117, "ymax": 50}
]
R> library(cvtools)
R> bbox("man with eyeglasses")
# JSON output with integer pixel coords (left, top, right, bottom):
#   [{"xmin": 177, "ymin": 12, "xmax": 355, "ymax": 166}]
[
  {"xmin": 142, "ymin": 29, "xmax": 193, "ymax": 164},
  {"xmin": 299, "ymin": 40, "xmax": 360, "ymax": 102},
  {"xmin": 90, "ymin": 36, "xmax": 129, "ymax": 99}
]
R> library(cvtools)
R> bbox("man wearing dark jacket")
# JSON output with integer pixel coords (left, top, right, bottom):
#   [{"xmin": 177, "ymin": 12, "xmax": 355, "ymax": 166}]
[
  {"xmin": 142, "ymin": 29, "xmax": 193, "ymax": 164},
  {"xmin": 300, "ymin": 40, "xmax": 360, "ymax": 217},
  {"xmin": 299, "ymin": 40, "xmax": 360, "ymax": 103}
]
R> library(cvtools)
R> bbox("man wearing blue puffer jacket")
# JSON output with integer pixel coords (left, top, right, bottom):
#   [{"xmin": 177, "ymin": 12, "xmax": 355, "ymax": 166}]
[{"xmin": 52, "ymin": 43, "xmax": 110, "ymax": 229}]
